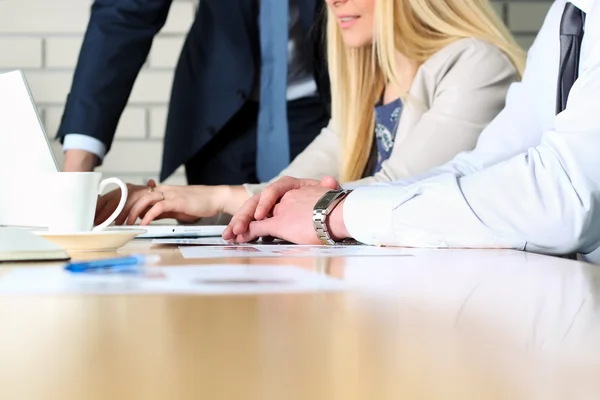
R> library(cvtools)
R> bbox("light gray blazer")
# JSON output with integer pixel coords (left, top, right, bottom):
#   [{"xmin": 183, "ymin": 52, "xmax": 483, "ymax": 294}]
[{"xmin": 245, "ymin": 38, "xmax": 519, "ymax": 194}]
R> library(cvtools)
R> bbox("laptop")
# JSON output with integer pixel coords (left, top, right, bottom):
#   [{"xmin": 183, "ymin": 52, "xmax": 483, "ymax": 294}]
[
  {"xmin": 110, "ymin": 224, "xmax": 226, "ymax": 239},
  {"xmin": 0, "ymin": 70, "xmax": 225, "ymax": 238},
  {"xmin": 0, "ymin": 70, "xmax": 59, "ymax": 174},
  {"xmin": 0, "ymin": 70, "xmax": 59, "ymax": 228}
]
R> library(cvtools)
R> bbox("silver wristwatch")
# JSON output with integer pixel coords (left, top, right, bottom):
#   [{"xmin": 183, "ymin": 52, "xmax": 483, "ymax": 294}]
[{"xmin": 313, "ymin": 189, "xmax": 350, "ymax": 245}]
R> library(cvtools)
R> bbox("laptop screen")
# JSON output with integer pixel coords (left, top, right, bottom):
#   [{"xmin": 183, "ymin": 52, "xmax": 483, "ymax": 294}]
[
  {"xmin": 0, "ymin": 70, "xmax": 60, "ymax": 227},
  {"xmin": 0, "ymin": 70, "xmax": 59, "ymax": 174}
]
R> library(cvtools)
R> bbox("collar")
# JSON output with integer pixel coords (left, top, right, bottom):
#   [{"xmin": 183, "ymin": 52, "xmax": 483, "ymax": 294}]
[{"xmin": 570, "ymin": 0, "xmax": 594, "ymax": 13}]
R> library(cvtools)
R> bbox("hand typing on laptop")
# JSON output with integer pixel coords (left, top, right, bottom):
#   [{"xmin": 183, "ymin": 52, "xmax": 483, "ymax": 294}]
[{"xmin": 96, "ymin": 180, "xmax": 252, "ymax": 226}]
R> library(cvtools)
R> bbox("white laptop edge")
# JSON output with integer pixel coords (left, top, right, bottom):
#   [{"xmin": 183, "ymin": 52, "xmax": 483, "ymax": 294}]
[
  {"xmin": 110, "ymin": 225, "xmax": 227, "ymax": 239},
  {"xmin": 1, "ymin": 69, "xmax": 60, "ymax": 171}
]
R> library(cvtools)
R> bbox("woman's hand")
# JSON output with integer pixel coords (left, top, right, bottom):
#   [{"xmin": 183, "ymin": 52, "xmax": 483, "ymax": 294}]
[
  {"xmin": 96, "ymin": 180, "xmax": 250, "ymax": 226},
  {"xmin": 125, "ymin": 185, "xmax": 245, "ymax": 225},
  {"xmin": 95, "ymin": 179, "xmax": 157, "ymax": 226},
  {"xmin": 222, "ymin": 176, "xmax": 341, "ymax": 240}
]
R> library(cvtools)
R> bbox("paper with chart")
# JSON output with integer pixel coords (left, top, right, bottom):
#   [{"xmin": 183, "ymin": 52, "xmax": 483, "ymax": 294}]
[
  {"xmin": 0, "ymin": 265, "xmax": 348, "ymax": 295},
  {"xmin": 179, "ymin": 244, "xmax": 413, "ymax": 258}
]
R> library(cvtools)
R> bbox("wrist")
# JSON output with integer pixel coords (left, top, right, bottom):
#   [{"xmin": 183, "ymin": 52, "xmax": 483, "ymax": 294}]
[
  {"xmin": 63, "ymin": 149, "xmax": 98, "ymax": 172},
  {"xmin": 217, "ymin": 185, "xmax": 250, "ymax": 215},
  {"xmin": 327, "ymin": 198, "xmax": 350, "ymax": 242}
]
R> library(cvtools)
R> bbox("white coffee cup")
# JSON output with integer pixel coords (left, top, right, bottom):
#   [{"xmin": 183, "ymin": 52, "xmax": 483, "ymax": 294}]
[{"xmin": 43, "ymin": 172, "xmax": 128, "ymax": 233}]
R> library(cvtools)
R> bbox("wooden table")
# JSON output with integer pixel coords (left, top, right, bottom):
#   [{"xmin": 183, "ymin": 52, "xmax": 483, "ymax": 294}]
[{"xmin": 0, "ymin": 241, "xmax": 599, "ymax": 399}]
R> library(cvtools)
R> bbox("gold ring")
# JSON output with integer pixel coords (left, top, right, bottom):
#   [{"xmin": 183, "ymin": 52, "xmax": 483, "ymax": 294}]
[
  {"xmin": 147, "ymin": 186, "xmax": 154, "ymax": 193},
  {"xmin": 158, "ymin": 191, "xmax": 165, "ymax": 201}
]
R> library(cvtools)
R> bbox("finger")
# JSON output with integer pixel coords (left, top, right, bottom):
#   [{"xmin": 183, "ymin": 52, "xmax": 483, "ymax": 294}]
[
  {"xmin": 96, "ymin": 194, "xmax": 123, "ymax": 226},
  {"xmin": 140, "ymin": 201, "xmax": 168, "ymax": 225},
  {"xmin": 146, "ymin": 179, "xmax": 157, "ymax": 188},
  {"xmin": 222, "ymin": 225, "xmax": 234, "ymax": 240},
  {"xmin": 234, "ymin": 218, "xmax": 278, "ymax": 243},
  {"xmin": 271, "ymin": 202, "xmax": 282, "ymax": 217},
  {"xmin": 137, "ymin": 205, "xmax": 153, "ymax": 220},
  {"xmin": 114, "ymin": 200, "xmax": 133, "ymax": 226},
  {"xmin": 230, "ymin": 194, "xmax": 261, "ymax": 236},
  {"xmin": 321, "ymin": 176, "xmax": 342, "ymax": 190},
  {"xmin": 114, "ymin": 194, "xmax": 142, "ymax": 226},
  {"xmin": 223, "ymin": 211, "xmax": 241, "ymax": 239},
  {"xmin": 232, "ymin": 213, "xmax": 255, "ymax": 236},
  {"xmin": 222, "ymin": 223, "xmax": 241, "ymax": 240},
  {"xmin": 113, "ymin": 189, "xmax": 145, "ymax": 226},
  {"xmin": 126, "ymin": 192, "xmax": 164, "ymax": 225},
  {"xmin": 94, "ymin": 195, "xmax": 111, "ymax": 225},
  {"xmin": 254, "ymin": 177, "xmax": 299, "ymax": 220},
  {"xmin": 96, "ymin": 194, "xmax": 107, "ymax": 213}
]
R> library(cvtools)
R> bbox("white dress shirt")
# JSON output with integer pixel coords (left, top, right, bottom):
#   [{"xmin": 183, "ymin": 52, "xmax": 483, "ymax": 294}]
[
  {"xmin": 343, "ymin": 0, "xmax": 600, "ymax": 262},
  {"xmin": 63, "ymin": 0, "xmax": 317, "ymax": 162}
]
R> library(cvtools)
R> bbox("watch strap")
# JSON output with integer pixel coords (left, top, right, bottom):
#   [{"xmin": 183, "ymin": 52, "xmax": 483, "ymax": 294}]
[{"xmin": 313, "ymin": 189, "xmax": 350, "ymax": 245}]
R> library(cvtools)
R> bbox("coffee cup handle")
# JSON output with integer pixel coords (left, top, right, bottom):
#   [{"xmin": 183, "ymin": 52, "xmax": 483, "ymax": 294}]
[{"xmin": 93, "ymin": 178, "xmax": 129, "ymax": 231}]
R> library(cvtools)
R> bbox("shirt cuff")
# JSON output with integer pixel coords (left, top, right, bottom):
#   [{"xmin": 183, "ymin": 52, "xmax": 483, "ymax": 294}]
[
  {"xmin": 343, "ymin": 186, "xmax": 415, "ymax": 246},
  {"xmin": 62, "ymin": 134, "xmax": 107, "ymax": 162}
]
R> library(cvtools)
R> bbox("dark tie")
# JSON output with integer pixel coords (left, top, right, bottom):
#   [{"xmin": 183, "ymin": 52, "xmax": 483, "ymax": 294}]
[
  {"xmin": 257, "ymin": 0, "xmax": 290, "ymax": 182},
  {"xmin": 556, "ymin": 2, "xmax": 585, "ymax": 114},
  {"xmin": 557, "ymin": 3, "xmax": 585, "ymax": 261}
]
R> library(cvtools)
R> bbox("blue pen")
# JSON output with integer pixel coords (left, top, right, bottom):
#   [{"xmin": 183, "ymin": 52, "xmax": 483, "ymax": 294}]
[{"xmin": 65, "ymin": 254, "xmax": 160, "ymax": 273}]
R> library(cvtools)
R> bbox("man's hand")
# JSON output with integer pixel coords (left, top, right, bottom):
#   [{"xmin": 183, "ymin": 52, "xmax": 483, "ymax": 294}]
[
  {"xmin": 222, "ymin": 176, "xmax": 341, "ymax": 240},
  {"xmin": 227, "ymin": 185, "xmax": 350, "ymax": 245},
  {"xmin": 63, "ymin": 149, "xmax": 99, "ymax": 172}
]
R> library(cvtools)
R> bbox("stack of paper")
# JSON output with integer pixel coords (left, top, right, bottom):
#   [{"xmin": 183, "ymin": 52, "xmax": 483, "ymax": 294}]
[{"xmin": 0, "ymin": 227, "xmax": 69, "ymax": 262}]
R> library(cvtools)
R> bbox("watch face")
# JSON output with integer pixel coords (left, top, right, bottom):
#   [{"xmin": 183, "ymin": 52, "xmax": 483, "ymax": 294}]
[{"xmin": 314, "ymin": 190, "xmax": 344, "ymax": 210}]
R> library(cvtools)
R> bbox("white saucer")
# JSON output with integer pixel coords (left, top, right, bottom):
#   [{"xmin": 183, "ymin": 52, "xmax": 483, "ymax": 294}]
[{"xmin": 31, "ymin": 228, "xmax": 147, "ymax": 253}]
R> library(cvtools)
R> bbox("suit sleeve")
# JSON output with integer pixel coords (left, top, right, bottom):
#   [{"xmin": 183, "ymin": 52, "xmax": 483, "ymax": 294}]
[{"xmin": 57, "ymin": 0, "xmax": 174, "ymax": 152}]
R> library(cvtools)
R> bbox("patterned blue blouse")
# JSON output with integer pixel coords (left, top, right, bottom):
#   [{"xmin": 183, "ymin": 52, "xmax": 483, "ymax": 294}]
[{"xmin": 373, "ymin": 98, "xmax": 403, "ymax": 173}]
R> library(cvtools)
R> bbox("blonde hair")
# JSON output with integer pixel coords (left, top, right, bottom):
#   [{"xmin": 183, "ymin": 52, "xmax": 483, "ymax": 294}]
[{"xmin": 327, "ymin": 0, "xmax": 526, "ymax": 182}]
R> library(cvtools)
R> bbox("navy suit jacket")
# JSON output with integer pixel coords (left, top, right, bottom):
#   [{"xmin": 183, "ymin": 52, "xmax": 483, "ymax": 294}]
[{"xmin": 57, "ymin": 0, "xmax": 330, "ymax": 181}]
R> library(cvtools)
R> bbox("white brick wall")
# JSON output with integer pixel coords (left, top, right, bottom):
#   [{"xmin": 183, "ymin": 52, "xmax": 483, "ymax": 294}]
[
  {"xmin": 497, "ymin": 0, "xmax": 553, "ymax": 49},
  {"xmin": 0, "ymin": 0, "xmax": 195, "ymax": 185},
  {"xmin": 0, "ymin": 38, "xmax": 43, "ymax": 68},
  {"xmin": 0, "ymin": 0, "xmax": 551, "ymax": 185},
  {"xmin": 45, "ymin": 38, "xmax": 85, "ymax": 68}
]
